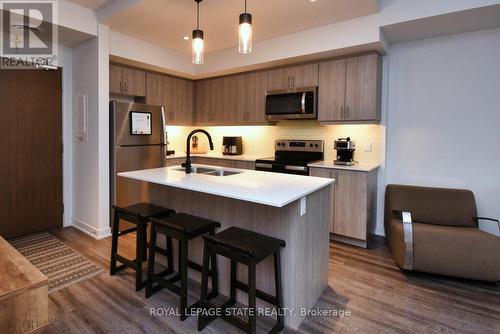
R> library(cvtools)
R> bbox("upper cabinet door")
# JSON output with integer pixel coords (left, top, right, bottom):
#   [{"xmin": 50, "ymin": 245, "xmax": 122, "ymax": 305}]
[
  {"xmin": 173, "ymin": 78, "xmax": 193, "ymax": 125},
  {"xmin": 318, "ymin": 59, "xmax": 346, "ymax": 122},
  {"xmin": 109, "ymin": 64, "xmax": 123, "ymax": 94},
  {"xmin": 194, "ymin": 80, "xmax": 212, "ymax": 124},
  {"xmin": 122, "ymin": 67, "xmax": 146, "ymax": 97},
  {"xmin": 290, "ymin": 63, "xmax": 318, "ymax": 88},
  {"xmin": 227, "ymin": 75, "xmax": 246, "ymax": 123},
  {"xmin": 245, "ymin": 71, "xmax": 268, "ymax": 122},
  {"xmin": 267, "ymin": 67, "xmax": 291, "ymax": 90},
  {"xmin": 345, "ymin": 54, "xmax": 381, "ymax": 121}
]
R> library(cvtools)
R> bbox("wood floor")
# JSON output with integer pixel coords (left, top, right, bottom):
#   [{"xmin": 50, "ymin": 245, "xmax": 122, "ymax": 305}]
[{"xmin": 43, "ymin": 227, "xmax": 500, "ymax": 334}]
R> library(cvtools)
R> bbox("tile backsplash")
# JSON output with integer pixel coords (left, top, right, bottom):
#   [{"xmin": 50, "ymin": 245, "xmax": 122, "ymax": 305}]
[{"xmin": 166, "ymin": 121, "xmax": 382, "ymax": 163}]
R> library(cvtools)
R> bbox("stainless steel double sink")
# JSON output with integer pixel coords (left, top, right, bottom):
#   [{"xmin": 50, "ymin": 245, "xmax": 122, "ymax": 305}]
[{"xmin": 173, "ymin": 166, "xmax": 243, "ymax": 177}]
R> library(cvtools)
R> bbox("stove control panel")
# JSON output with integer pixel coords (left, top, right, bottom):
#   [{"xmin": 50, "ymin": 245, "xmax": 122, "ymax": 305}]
[{"xmin": 275, "ymin": 139, "xmax": 324, "ymax": 152}]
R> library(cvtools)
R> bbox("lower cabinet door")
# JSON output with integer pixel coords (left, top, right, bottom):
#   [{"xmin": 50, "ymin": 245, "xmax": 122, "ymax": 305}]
[{"xmin": 333, "ymin": 170, "xmax": 367, "ymax": 240}]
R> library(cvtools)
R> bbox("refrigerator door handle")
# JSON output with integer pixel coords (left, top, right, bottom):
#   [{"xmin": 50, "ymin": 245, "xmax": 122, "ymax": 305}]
[
  {"xmin": 160, "ymin": 106, "xmax": 167, "ymax": 145},
  {"xmin": 160, "ymin": 106, "xmax": 167, "ymax": 167}
]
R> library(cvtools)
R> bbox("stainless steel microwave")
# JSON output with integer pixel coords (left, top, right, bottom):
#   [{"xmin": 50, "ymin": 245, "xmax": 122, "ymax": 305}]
[{"xmin": 265, "ymin": 87, "xmax": 317, "ymax": 120}]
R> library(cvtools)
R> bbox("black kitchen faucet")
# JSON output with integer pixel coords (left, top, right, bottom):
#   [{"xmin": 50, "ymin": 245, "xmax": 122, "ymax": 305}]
[{"xmin": 182, "ymin": 129, "xmax": 214, "ymax": 174}]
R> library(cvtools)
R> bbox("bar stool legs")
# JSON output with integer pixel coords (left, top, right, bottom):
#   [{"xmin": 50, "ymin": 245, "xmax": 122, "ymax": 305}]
[
  {"xmin": 198, "ymin": 227, "xmax": 286, "ymax": 334},
  {"xmin": 110, "ymin": 211, "xmax": 120, "ymax": 276},
  {"xmin": 179, "ymin": 239, "xmax": 188, "ymax": 321}
]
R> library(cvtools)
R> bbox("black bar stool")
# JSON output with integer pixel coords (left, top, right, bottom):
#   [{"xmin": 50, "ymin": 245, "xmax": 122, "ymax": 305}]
[
  {"xmin": 146, "ymin": 213, "xmax": 220, "ymax": 321},
  {"xmin": 198, "ymin": 227, "xmax": 286, "ymax": 334},
  {"xmin": 110, "ymin": 203, "xmax": 175, "ymax": 291}
]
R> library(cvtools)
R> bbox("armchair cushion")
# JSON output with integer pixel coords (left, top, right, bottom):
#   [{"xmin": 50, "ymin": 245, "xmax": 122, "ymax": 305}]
[
  {"xmin": 385, "ymin": 184, "xmax": 477, "ymax": 228},
  {"xmin": 412, "ymin": 222, "xmax": 500, "ymax": 281}
]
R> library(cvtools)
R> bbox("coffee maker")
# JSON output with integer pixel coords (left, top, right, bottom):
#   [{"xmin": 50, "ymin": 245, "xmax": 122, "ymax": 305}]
[
  {"xmin": 222, "ymin": 136, "xmax": 243, "ymax": 155},
  {"xmin": 334, "ymin": 137, "xmax": 356, "ymax": 165}
]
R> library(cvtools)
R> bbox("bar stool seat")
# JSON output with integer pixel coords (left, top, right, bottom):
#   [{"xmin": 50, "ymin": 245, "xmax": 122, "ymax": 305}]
[
  {"xmin": 110, "ymin": 203, "xmax": 175, "ymax": 292},
  {"xmin": 199, "ymin": 227, "xmax": 286, "ymax": 334},
  {"xmin": 206, "ymin": 227, "xmax": 286, "ymax": 262},
  {"xmin": 117, "ymin": 203, "xmax": 173, "ymax": 220},
  {"xmin": 146, "ymin": 213, "xmax": 221, "ymax": 321},
  {"xmin": 156, "ymin": 213, "xmax": 221, "ymax": 237}
]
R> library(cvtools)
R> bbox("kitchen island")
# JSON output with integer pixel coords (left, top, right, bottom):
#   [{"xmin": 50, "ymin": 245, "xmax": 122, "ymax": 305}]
[{"xmin": 118, "ymin": 165, "xmax": 334, "ymax": 329}]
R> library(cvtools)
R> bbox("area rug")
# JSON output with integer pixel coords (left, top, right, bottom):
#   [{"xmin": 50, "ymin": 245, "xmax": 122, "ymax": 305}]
[{"xmin": 9, "ymin": 232, "xmax": 103, "ymax": 293}]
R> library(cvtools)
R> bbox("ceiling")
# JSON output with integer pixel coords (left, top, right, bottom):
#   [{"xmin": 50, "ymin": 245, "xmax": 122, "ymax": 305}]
[
  {"xmin": 67, "ymin": 0, "xmax": 114, "ymax": 10},
  {"xmin": 68, "ymin": 0, "xmax": 379, "ymax": 54}
]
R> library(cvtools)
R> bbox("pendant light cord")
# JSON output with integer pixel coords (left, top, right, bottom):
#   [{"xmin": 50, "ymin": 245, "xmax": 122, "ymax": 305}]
[
  {"xmin": 244, "ymin": 0, "xmax": 247, "ymax": 14},
  {"xmin": 197, "ymin": 1, "xmax": 200, "ymax": 29}
]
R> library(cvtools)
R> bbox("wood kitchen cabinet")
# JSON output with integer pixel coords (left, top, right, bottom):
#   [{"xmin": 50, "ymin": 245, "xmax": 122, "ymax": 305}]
[
  {"xmin": 267, "ymin": 63, "xmax": 318, "ymax": 90},
  {"xmin": 146, "ymin": 72, "xmax": 193, "ymax": 125},
  {"xmin": 195, "ymin": 72, "xmax": 268, "ymax": 125},
  {"xmin": 310, "ymin": 167, "xmax": 378, "ymax": 248},
  {"xmin": 318, "ymin": 53, "xmax": 381, "ymax": 122},
  {"xmin": 110, "ymin": 64, "xmax": 146, "ymax": 97}
]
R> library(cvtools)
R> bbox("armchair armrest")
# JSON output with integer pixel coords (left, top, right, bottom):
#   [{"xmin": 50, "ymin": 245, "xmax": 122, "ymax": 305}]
[
  {"xmin": 392, "ymin": 210, "xmax": 413, "ymax": 270},
  {"xmin": 474, "ymin": 217, "xmax": 500, "ymax": 233}
]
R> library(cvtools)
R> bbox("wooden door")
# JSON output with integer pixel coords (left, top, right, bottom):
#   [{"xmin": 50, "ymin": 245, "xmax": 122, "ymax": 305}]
[
  {"xmin": 109, "ymin": 64, "xmax": 123, "ymax": 94},
  {"xmin": 267, "ymin": 67, "xmax": 291, "ymax": 90},
  {"xmin": 290, "ymin": 63, "xmax": 318, "ymax": 88},
  {"xmin": 0, "ymin": 69, "xmax": 63, "ymax": 238},
  {"xmin": 245, "ymin": 71, "xmax": 267, "ymax": 122},
  {"xmin": 345, "ymin": 54, "xmax": 380, "ymax": 121},
  {"xmin": 318, "ymin": 59, "xmax": 346, "ymax": 121},
  {"xmin": 122, "ymin": 67, "xmax": 145, "ymax": 96},
  {"xmin": 333, "ymin": 170, "xmax": 367, "ymax": 240}
]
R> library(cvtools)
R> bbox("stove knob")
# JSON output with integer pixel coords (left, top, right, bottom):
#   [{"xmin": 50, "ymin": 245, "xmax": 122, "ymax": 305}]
[
  {"xmin": 309, "ymin": 143, "xmax": 313, "ymax": 147},
  {"xmin": 315, "ymin": 144, "xmax": 319, "ymax": 147}
]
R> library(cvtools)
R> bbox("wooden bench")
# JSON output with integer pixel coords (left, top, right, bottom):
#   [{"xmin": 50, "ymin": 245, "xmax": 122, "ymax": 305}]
[{"xmin": 0, "ymin": 236, "xmax": 49, "ymax": 334}]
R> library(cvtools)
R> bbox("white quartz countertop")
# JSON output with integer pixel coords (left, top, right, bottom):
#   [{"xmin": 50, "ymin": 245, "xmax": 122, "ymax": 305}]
[
  {"xmin": 308, "ymin": 161, "xmax": 380, "ymax": 172},
  {"xmin": 166, "ymin": 153, "xmax": 262, "ymax": 162},
  {"xmin": 118, "ymin": 165, "xmax": 334, "ymax": 208}
]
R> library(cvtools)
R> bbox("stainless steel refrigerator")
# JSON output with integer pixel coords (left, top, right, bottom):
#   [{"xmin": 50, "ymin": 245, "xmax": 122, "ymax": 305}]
[{"xmin": 110, "ymin": 101, "xmax": 167, "ymax": 224}]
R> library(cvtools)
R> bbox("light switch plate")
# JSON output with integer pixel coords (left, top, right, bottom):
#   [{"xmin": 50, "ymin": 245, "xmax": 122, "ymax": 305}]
[{"xmin": 364, "ymin": 142, "xmax": 372, "ymax": 152}]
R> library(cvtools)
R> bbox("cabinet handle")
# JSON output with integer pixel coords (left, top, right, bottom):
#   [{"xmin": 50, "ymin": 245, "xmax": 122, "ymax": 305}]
[
  {"xmin": 124, "ymin": 82, "xmax": 127, "ymax": 93},
  {"xmin": 292, "ymin": 76, "xmax": 295, "ymax": 88},
  {"xmin": 345, "ymin": 106, "xmax": 349, "ymax": 119},
  {"xmin": 119, "ymin": 81, "xmax": 123, "ymax": 93},
  {"xmin": 340, "ymin": 106, "xmax": 344, "ymax": 119},
  {"xmin": 287, "ymin": 77, "xmax": 291, "ymax": 88}
]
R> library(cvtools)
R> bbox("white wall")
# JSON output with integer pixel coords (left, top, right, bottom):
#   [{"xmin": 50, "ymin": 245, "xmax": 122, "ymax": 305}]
[
  {"xmin": 72, "ymin": 37, "xmax": 99, "ymax": 235},
  {"xmin": 71, "ymin": 32, "xmax": 111, "ymax": 239},
  {"xmin": 59, "ymin": 45, "xmax": 73, "ymax": 227},
  {"xmin": 382, "ymin": 27, "xmax": 500, "ymax": 236}
]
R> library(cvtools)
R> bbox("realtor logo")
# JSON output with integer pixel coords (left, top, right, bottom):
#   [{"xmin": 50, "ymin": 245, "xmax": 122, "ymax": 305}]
[{"xmin": 0, "ymin": 0, "xmax": 58, "ymax": 68}]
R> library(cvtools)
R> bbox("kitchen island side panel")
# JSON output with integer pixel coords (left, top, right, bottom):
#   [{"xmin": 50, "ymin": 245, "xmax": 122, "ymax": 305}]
[{"xmin": 148, "ymin": 183, "xmax": 332, "ymax": 329}]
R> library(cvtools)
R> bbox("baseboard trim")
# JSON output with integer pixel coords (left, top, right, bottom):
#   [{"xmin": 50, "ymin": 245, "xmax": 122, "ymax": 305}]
[
  {"xmin": 72, "ymin": 218, "xmax": 111, "ymax": 240},
  {"xmin": 330, "ymin": 234, "xmax": 367, "ymax": 248}
]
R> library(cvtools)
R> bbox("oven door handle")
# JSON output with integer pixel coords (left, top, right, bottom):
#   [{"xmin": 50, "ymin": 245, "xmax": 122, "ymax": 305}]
[
  {"xmin": 285, "ymin": 165, "xmax": 308, "ymax": 172},
  {"xmin": 301, "ymin": 92, "xmax": 306, "ymax": 114},
  {"xmin": 255, "ymin": 163, "xmax": 273, "ymax": 169}
]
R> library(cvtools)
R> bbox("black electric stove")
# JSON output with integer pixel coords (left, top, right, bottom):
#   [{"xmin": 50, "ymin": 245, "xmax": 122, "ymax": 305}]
[{"xmin": 255, "ymin": 140, "xmax": 324, "ymax": 175}]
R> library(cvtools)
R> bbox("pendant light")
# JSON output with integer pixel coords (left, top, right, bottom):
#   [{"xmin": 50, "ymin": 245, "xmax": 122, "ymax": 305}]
[
  {"xmin": 192, "ymin": 0, "xmax": 204, "ymax": 64},
  {"xmin": 238, "ymin": 0, "xmax": 252, "ymax": 54}
]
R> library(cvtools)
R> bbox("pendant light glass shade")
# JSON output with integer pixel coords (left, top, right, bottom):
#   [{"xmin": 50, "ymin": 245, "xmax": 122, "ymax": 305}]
[
  {"xmin": 192, "ymin": 29, "xmax": 204, "ymax": 65},
  {"xmin": 192, "ymin": 0, "xmax": 204, "ymax": 64},
  {"xmin": 239, "ymin": 12, "xmax": 252, "ymax": 54}
]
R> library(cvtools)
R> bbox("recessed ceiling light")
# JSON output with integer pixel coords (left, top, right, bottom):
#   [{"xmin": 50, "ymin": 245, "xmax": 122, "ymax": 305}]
[
  {"xmin": 183, "ymin": 36, "xmax": 190, "ymax": 40},
  {"xmin": 309, "ymin": 0, "xmax": 317, "ymax": 2}
]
